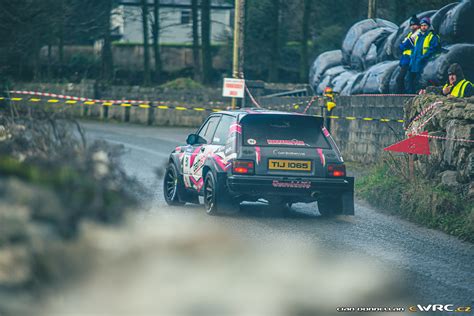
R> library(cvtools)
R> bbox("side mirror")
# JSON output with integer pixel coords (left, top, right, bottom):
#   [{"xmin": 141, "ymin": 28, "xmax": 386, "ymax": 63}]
[{"xmin": 186, "ymin": 134, "xmax": 207, "ymax": 145}]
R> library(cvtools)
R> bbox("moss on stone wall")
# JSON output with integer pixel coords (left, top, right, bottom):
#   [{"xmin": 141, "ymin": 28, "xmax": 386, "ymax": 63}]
[{"xmin": 357, "ymin": 162, "xmax": 473, "ymax": 242}]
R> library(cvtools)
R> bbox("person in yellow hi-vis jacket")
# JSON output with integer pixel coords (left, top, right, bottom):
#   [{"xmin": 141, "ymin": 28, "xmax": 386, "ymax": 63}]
[
  {"xmin": 421, "ymin": 63, "xmax": 473, "ymax": 97},
  {"xmin": 442, "ymin": 63, "xmax": 474, "ymax": 97},
  {"xmin": 396, "ymin": 15, "xmax": 420, "ymax": 93},
  {"xmin": 406, "ymin": 17, "xmax": 440, "ymax": 94}
]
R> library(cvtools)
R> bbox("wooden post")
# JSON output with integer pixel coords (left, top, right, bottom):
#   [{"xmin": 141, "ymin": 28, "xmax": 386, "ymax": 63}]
[
  {"xmin": 232, "ymin": 0, "xmax": 244, "ymax": 109},
  {"xmin": 409, "ymin": 154, "xmax": 414, "ymax": 180},
  {"xmin": 368, "ymin": 0, "xmax": 377, "ymax": 19}
]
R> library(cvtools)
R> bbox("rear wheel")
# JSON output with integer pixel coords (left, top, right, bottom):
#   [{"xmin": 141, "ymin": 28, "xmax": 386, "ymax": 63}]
[
  {"xmin": 317, "ymin": 197, "xmax": 343, "ymax": 217},
  {"xmin": 203, "ymin": 172, "xmax": 238, "ymax": 215},
  {"xmin": 163, "ymin": 163, "xmax": 185, "ymax": 206}
]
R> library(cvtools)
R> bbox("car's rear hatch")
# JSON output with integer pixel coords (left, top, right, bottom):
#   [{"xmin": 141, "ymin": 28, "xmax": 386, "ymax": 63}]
[{"xmin": 239, "ymin": 114, "xmax": 333, "ymax": 177}]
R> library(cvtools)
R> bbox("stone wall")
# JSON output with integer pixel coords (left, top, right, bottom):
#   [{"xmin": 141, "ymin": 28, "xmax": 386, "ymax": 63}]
[
  {"xmin": 325, "ymin": 96, "xmax": 411, "ymax": 163},
  {"xmin": 405, "ymin": 95, "xmax": 474, "ymax": 193}
]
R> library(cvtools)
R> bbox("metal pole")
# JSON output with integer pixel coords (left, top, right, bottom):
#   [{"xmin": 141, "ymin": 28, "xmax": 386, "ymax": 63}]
[
  {"xmin": 232, "ymin": 0, "xmax": 241, "ymax": 110},
  {"xmin": 368, "ymin": 0, "xmax": 377, "ymax": 19}
]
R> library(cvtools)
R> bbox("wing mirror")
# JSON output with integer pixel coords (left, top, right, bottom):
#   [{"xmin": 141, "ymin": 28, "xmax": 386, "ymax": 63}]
[{"xmin": 186, "ymin": 134, "xmax": 207, "ymax": 145}]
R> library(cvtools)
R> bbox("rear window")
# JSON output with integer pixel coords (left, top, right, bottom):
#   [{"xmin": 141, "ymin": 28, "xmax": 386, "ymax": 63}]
[{"xmin": 241, "ymin": 114, "xmax": 330, "ymax": 148}]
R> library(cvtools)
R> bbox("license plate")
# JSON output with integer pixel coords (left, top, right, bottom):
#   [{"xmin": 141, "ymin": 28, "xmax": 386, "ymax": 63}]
[{"xmin": 268, "ymin": 159, "xmax": 311, "ymax": 171}]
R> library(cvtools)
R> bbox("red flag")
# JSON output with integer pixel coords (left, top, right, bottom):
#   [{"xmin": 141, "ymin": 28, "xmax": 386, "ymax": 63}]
[{"xmin": 384, "ymin": 132, "xmax": 430, "ymax": 155}]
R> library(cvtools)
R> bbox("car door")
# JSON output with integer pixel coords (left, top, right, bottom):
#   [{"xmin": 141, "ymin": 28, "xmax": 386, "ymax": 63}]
[{"xmin": 183, "ymin": 115, "xmax": 221, "ymax": 192}]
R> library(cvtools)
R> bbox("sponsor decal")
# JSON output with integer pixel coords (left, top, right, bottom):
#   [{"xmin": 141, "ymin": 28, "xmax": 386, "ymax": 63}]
[
  {"xmin": 317, "ymin": 148, "xmax": 326, "ymax": 167},
  {"xmin": 211, "ymin": 153, "xmax": 232, "ymax": 171},
  {"xmin": 272, "ymin": 149, "xmax": 306, "ymax": 156},
  {"xmin": 229, "ymin": 123, "xmax": 242, "ymax": 135},
  {"xmin": 267, "ymin": 139, "xmax": 305, "ymax": 146},
  {"xmin": 255, "ymin": 146, "xmax": 261, "ymax": 165},
  {"xmin": 272, "ymin": 180, "xmax": 311, "ymax": 189},
  {"xmin": 192, "ymin": 154, "xmax": 206, "ymax": 174},
  {"xmin": 190, "ymin": 176, "xmax": 204, "ymax": 192},
  {"xmin": 189, "ymin": 146, "xmax": 202, "ymax": 166},
  {"xmin": 247, "ymin": 138, "xmax": 257, "ymax": 145},
  {"xmin": 183, "ymin": 175, "xmax": 192, "ymax": 188},
  {"xmin": 224, "ymin": 146, "xmax": 233, "ymax": 155}
]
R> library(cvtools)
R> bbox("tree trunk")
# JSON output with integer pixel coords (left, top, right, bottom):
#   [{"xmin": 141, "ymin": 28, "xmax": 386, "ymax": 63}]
[
  {"xmin": 33, "ymin": 38, "xmax": 41, "ymax": 81},
  {"xmin": 101, "ymin": 0, "xmax": 114, "ymax": 82},
  {"xmin": 58, "ymin": 5, "xmax": 64, "ymax": 79},
  {"xmin": 395, "ymin": 0, "xmax": 407, "ymax": 24},
  {"xmin": 47, "ymin": 43, "xmax": 52, "ymax": 80},
  {"xmin": 201, "ymin": 0, "xmax": 212, "ymax": 84},
  {"xmin": 299, "ymin": 0, "xmax": 311, "ymax": 83},
  {"xmin": 191, "ymin": 0, "xmax": 201, "ymax": 81},
  {"xmin": 141, "ymin": 0, "xmax": 151, "ymax": 86},
  {"xmin": 152, "ymin": 0, "xmax": 162, "ymax": 83},
  {"xmin": 268, "ymin": 0, "xmax": 280, "ymax": 82}
]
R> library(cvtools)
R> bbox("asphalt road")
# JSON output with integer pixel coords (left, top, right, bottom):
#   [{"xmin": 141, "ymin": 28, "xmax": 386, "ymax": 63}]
[{"xmin": 42, "ymin": 120, "xmax": 473, "ymax": 315}]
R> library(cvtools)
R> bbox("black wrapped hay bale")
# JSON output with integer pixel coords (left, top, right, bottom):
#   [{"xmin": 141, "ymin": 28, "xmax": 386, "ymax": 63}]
[
  {"xmin": 439, "ymin": 0, "xmax": 474, "ymax": 44},
  {"xmin": 421, "ymin": 43, "xmax": 474, "ymax": 87},
  {"xmin": 309, "ymin": 50, "xmax": 343, "ymax": 91},
  {"xmin": 351, "ymin": 27, "xmax": 395, "ymax": 71},
  {"xmin": 342, "ymin": 18, "xmax": 397, "ymax": 66}
]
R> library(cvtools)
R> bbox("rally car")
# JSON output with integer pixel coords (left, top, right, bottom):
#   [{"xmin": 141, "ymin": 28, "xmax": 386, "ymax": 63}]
[{"xmin": 163, "ymin": 109, "xmax": 354, "ymax": 216}]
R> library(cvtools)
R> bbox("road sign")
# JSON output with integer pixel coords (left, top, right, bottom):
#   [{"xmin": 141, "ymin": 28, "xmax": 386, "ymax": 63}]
[
  {"xmin": 384, "ymin": 132, "xmax": 431, "ymax": 155},
  {"xmin": 223, "ymin": 78, "xmax": 245, "ymax": 98}
]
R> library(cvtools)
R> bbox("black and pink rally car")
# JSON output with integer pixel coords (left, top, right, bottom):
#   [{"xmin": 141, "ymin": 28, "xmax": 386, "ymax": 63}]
[{"xmin": 163, "ymin": 109, "xmax": 354, "ymax": 216}]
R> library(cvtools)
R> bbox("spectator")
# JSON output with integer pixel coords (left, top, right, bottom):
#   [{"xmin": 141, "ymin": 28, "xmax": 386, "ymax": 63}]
[
  {"xmin": 442, "ymin": 63, "xmax": 474, "ymax": 97},
  {"xmin": 407, "ymin": 17, "xmax": 440, "ymax": 94},
  {"xmin": 396, "ymin": 15, "xmax": 420, "ymax": 94}
]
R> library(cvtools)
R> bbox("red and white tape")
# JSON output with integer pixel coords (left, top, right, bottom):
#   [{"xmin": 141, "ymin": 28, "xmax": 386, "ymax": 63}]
[
  {"xmin": 302, "ymin": 96, "xmax": 318, "ymax": 114},
  {"xmin": 245, "ymin": 86, "xmax": 261, "ymax": 108},
  {"xmin": 406, "ymin": 101, "xmax": 443, "ymax": 128},
  {"xmin": 413, "ymin": 132, "xmax": 474, "ymax": 143}
]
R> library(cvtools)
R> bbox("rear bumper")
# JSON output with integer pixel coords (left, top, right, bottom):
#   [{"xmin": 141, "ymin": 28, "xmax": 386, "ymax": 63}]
[{"xmin": 227, "ymin": 175, "xmax": 353, "ymax": 197}]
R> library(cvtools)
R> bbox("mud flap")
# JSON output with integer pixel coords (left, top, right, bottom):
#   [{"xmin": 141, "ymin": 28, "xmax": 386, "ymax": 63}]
[{"xmin": 342, "ymin": 177, "xmax": 355, "ymax": 215}]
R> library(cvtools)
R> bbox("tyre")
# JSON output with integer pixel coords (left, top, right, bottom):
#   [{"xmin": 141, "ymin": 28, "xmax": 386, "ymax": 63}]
[
  {"xmin": 203, "ymin": 172, "xmax": 238, "ymax": 215},
  {"xmin": 163, "ymin": 163, "xmax": 185, "ymax": 206},
  {"xmin": 317, "ymin": 197, "xmax": 343, "ymax": 217}
]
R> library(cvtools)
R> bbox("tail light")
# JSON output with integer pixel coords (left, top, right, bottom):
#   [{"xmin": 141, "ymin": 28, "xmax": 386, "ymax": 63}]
[
  {"xmin": 232, "ymin": 160, "xmax": 255, "ymax": 175},
  {"xmin": 328, "ymin": 164, "xmax": 346, "ymax": 177}
]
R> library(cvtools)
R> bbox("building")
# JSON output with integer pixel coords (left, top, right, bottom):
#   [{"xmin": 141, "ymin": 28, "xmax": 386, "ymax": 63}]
[{"xmin": 114, "ymin": 0, "xmax": 234, "ymax": 45}]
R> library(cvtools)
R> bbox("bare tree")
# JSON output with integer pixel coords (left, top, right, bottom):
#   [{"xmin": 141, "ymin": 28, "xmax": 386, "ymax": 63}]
[
  {"xmin": 101, "ymin": 0, "xmax": 114, "ymax": 82},
  {"xmin": 141, "ymin": 0, "xmax": 151, "ymax": 85},
  {"xmin": 201, "ymin": 0, "xmax": 212, "ymax": 84},
  {"xmin": 152, "ymin": 0, "xmax": 162, "ymax": 82},
  {"xmin": 299, "ymin": 0, "xmax": 312, "ymax": 82},
  {"xmin": 191, "ymin": 0, "xmax": 201, "ymax": 81},
  {"xmin": 268, "ymin": 0, "xmax": 280, "ymax": 82}
]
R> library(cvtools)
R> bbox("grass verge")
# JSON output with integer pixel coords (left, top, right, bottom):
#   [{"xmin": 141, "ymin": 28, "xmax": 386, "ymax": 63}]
[{"xmin": 356, "ymin": 163, "xmax": 474, "ymax": 243}]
